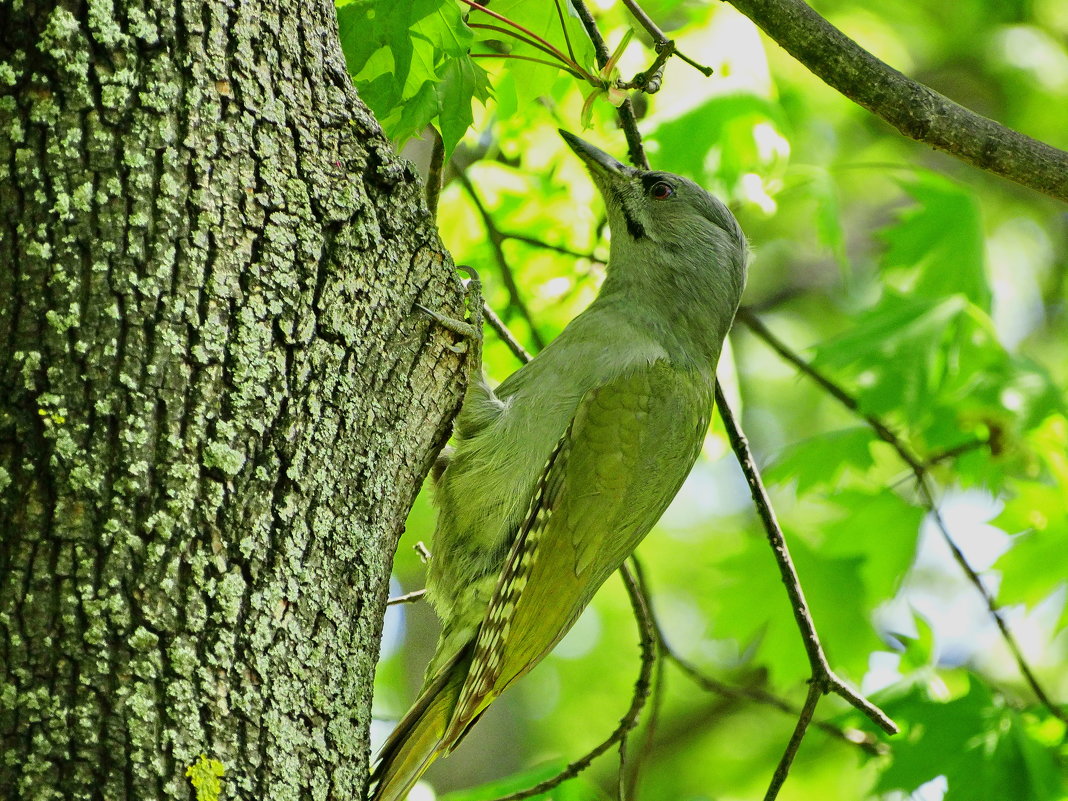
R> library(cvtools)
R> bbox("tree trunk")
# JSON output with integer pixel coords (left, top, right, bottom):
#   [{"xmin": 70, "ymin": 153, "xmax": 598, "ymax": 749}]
[{"xmin": 0, "ymin": 2, "xmax": 466, "ymax": 798}]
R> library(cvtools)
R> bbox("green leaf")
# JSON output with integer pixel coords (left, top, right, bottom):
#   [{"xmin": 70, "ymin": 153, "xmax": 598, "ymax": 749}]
[
  {"xmin": 881, "ymin": 173, "xmax": 990, "ymax": 311},
  {"xmin": 647, "ymin": 93, "xmax": 788, "ymax": 192},
  {"xmin": 338, "ymin": 0, "xmax": 487, "ymax": 150},
  {"xmin": 896, "ymin": 609, "xmax": 938, "ymax": 672},
  {"xmin": 470, "ymin": 0, "xmax": 596, "ymax": 99},
  {"xmin": 394, "ymin": 79, "xmax": 441, "ymax": 144},
  {"xmin": 994, "ymin": 418, "xmax": 1068, "ymax": 609},
  {"xmin": 790, "ymin": 536, "xmax": 881, "ymax": 678},
  {"xmin": 813, "ymin": 294, "xmax": 1004, "ymax": 431},
  {"xmin": 810, "ymin": 168, "xmax": 848, "ymax": 272},
  {"xmin": 877, "ymin": 677, "xmax": 1065, "ymax": 801},
  {"xmin": 711, "ymin": 529, "xmax": 877, "ymax": 684},
  {"xmin": 822, "ymin": 490, "xmax": 923, "ymax": 602},
  {"xmin": 411, "ymin": 0, "xmax": 474, "ymax": 57},
  {"xmin": 436, "ymin": 55, "xmax": 492, "ymax": 158},
  {"xmin": 766, "ymin": 426, "xmax": 875, "ymax": 493}
]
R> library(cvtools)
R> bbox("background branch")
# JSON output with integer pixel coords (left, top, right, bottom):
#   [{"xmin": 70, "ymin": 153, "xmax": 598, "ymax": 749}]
[
  {"xmin": 620, "ymin": 0, "xmax": 714, "ymax": 80},
  {"xmin": 456, "ymin": 170, "xmax": 548, "ymax": 350},
  {"xmin": 725, "ymin": 0, "xmax": 1068, "ymax": 202},
  {"xmin": 486, "ymin": 563, "xmax": 657, "ymax": 801},
  {"xmin": 737, "ymin": 308, "xmax": 1068, "ymax": 725},
  {"xmin": 712, "ymin": 383, "xmax": 898, "ymax": 736}
]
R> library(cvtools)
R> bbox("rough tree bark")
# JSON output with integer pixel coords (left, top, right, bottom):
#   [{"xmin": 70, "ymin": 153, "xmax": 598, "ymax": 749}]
[{"xmin": 0, "ymin": 1, "xmax": 467, "ymax": 798}]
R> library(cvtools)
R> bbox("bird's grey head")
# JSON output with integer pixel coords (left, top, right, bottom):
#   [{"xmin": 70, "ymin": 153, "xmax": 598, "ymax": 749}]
[{"xmin": 560, "ymin": 130, "xmax": 748, "ymax": 358}]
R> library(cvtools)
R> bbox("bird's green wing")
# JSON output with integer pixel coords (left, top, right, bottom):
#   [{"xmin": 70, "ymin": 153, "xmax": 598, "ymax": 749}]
[{"xmin": 442, "ymin": 360, "xmax": 713, "ymax": 746}]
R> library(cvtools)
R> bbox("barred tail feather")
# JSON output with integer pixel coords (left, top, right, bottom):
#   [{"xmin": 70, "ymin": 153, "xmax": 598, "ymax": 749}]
[{"xmin": 368, "ymin": 651, "xmax": 468, "ymax": 801}]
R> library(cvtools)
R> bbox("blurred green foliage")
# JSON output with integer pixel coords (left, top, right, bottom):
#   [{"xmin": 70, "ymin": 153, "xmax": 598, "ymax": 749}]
[{"xmin": 342, "ymin": 1, "xmax": 1068, "ymax": 798}]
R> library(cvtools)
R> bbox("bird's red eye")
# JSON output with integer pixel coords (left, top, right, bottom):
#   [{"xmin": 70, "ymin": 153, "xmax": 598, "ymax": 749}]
[{"xmin": 650, "ymin": 181, "xmax": 674, "ymax": 199}]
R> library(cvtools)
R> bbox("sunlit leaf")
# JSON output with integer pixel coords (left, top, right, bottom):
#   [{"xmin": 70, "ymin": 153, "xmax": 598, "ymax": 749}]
[
  {"xmin": 876, "ymin": 678, "xmax": 1065, "ymax": 801},
  {"xmin": 338, "ymin": 0, "xmax": 487, "ymax": 150},
  {"xmin": 822, "ymin": 490, "xmax": 923, "ymax": 602},
  {"xmin": 437, "ymin": 56, "xmax": 492, "ymax": 157},
  {"xmin": 766, "ymin": 426, "xmax": 875, "ymax": 493},
  {"xmin": 881, "ymin": 173, "xmax": 990, "ymax": 311},
  {"xmin": 647, "ymin": 93, "xmax": 789, "ymax": 193}
]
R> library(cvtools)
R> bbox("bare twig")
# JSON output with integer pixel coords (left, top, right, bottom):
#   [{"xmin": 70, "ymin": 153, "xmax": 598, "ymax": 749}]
[
  {"xmin": 617, "ymin": 734, "xmax": 630, "ymax": 801},
  {"xmin": 763, "ymin": 682, "xmax": 822, "ymax": 801},
  {"xmin": 482, "ymin": 301, "xmax": 534, "ymax": 364},
  {"xmin": 633, "ymin": 540, "xmax": 884, "ymax": 758},
  {"xmin": 619, "ymin": 0, "xmax": 713, "ymax": 84},
  {"xmin": 665, "ymin": 648, "xmax": 885, "ymax": 756},
  {"xmin": 616, "ymin": 42, "xmax": 673, "ymax": 95},
  {"xmin": 737, "ymin": 308, "xmax": 1068, "ymax": 726},
  {"xmin": 455, "ymin": 170, "xmax": 547, "ymax": 350},
  {"xmin": 923, "ymin": 437, "xmax": 989, "ymax": 468},
  {"xmin": 713, "ymin": 383, "xmax": 898, "ymax": 734},
  {"xmin": 571, "ymin": 0, "xmax": 649, "ymax": 170},
  {"xmin": 485, "ymin": 563, "xmax": 657, "ymax": 801},
  {"xmin": 725, "ymin": 0, "xmax": 1068, "ymax": 202},
  {"xmin": 623, "ymin": 559, "xmax": 667, "ymax": 799},
  {"xmin": 386, "ymin": 588, "xmax": 427, "ymax": 607}
]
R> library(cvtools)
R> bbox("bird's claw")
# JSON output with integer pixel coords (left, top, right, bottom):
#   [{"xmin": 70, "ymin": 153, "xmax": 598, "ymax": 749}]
[{"xmin": 417, "ymin": 264, "xmax": 484, "ymax": 359}]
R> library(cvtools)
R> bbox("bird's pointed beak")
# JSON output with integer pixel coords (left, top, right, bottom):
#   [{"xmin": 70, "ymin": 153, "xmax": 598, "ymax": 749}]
[{"xmin": 559, "ymin": 130, "xmax": 634, "ymax": 184}]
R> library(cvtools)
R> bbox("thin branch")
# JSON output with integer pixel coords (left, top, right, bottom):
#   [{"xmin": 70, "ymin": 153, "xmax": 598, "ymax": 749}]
[
  {"xmin": 482, "ymin": 300, "xmax": 534, "ymax": 364},
  {"xmin": 617, "ymin": 41, "xmax": 673, "ymax": 94},
  {"xmin": 455, "ymin": 170, "xmax": 547, "ymax": 350},
  {"xmin": 499, "ymin": 231, "xmax": 599, "ymax": 261},
  {"xmin": 763, "ymin": 682, "xmax": 822, "ymax": 801},
  {"xmin": 386, "ymin": 588, "xmax": 427, "ymax": 607},
  {"xmin": 713, "ymin": 382, "xmax": 898, "ymax": 735},
  {"xmin": 622, "ymin": 559, "xmax": 667, "ymax": 799},
  {"xmin": 631, "ymin": 546, "xmax": 884, "ymax": 758},
  {"xmin": 485, "ymin": 563, "xmax": 657, "ymax": 801},
  {"xmin": 737, "ymin": 308, "xmax": 1068, "ymax": 726},
  {"xmin": 725, "ymin": 0, "xmax": 1068, "ymax": 202},
  {"xmin": 923, "ymin": 437, "xmax": 989, "ymax": 468},
  {"xmin": 619, "ymin": 0, "xmax": 713, "ymax": 78},
  {"xmin": 664, "ymin": 648, "xmax": 885, "ymax": 756},
  {"xmin": 571, "ymin": 0, "xmax": 650, "ymax": 169}
]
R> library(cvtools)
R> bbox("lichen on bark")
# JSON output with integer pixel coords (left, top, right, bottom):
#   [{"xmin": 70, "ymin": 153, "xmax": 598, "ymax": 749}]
[{"xmin": 0, "ymin": 1, "xmax": 466, "ymax": 798}]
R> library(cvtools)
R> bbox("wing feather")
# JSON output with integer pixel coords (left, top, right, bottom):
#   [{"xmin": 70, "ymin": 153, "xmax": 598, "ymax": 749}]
[{"xmin": 442, "ymin": 361, "xmax": 712, "ymax": 747}]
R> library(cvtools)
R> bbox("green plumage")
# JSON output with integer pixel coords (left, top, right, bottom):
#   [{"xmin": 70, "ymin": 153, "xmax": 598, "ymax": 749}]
[{"xmin": 368, "ymin": 132, "xmax": 748, "ymax": 801}]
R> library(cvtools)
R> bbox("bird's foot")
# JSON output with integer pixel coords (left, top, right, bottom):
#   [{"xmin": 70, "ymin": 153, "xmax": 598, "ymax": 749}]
[{"xmin": 418, "ymin": 265, "xmax": 483, "ymax": 355}]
